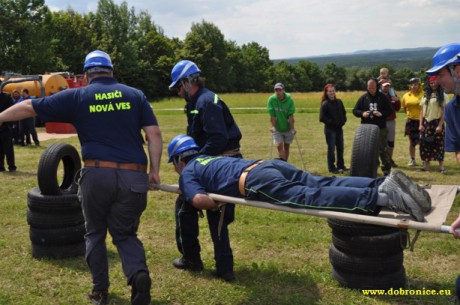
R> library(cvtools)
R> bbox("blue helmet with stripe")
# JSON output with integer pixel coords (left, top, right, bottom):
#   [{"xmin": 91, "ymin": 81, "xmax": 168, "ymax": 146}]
[
  {"xmin": 84, "ymin": 50, "xmax": 113, "ymax": 72},
  {"xmin": 168, "ymin": 135, "xmax": 200, "ymax": 163},
  {"xmin": 427, "ymin": 43, "xmax": 460, "ymax": 74},
  {"xmin": 169, "ymin": 60, "xmax": 201, "ymax": 89}
]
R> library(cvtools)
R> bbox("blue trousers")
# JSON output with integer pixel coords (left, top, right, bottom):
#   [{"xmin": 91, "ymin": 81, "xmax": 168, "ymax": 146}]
[
  {"xmin": 78, "ymin": 167, "xmax": 150, "ymax": 291},
  {"xmin": 175, "ymin": 153, "xmax": 241, "ymax": 274},
  {"xmin": 324, "ymin": 126, "xmax": 344, "ymax": 171},
  {"xmin": 175, "ymin": 196, "xmax": 234, "ymax": 274},
  {"xmin": 245, "ymin": 159, "xmax": 383, "ymax": 215}
]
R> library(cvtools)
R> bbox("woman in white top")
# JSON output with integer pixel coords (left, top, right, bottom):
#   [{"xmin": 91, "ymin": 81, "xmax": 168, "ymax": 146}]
[{"xmin": 418, "ymin": 76, "xmax": 448, "ymax": 173}]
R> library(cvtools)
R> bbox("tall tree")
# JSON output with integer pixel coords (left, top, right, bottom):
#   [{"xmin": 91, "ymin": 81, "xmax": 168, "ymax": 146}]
[
  {"xmin": 323, "ymin": 63, "xmax": 346, "ymax": 91},
  {"xmin": 0, "ymin": 0, "xmax": 51, "ymax": 74},
  {"xmin": 181, "ymin": 20, "xmax": 228, "ymax": 92}
]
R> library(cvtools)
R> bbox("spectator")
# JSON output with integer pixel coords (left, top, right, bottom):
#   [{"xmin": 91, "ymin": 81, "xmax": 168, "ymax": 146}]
[
  {"xmin": 353, "ymin": 78, "xmax": 393, "ymax": 175},
  {"xmin": 0, "ymin": 50, "xmax": 162, "ymax": 305},
  {"xmin": 319, "ymin": 84, "xmax": 348, "ymax": 174},
  {"xmin": 168, "ymin": 60, "xmax": 242, "ymax": 282},
  {"xmin": 19, "ymin": 89, "xmax": 39, "ymax": 146},
  {"xmin": 380, "ymin": 80, "xmax": 401, "ymax": 167},
  {"xmin": 418, "ymin": 76, "xmax": 447, "ymax": 173},
  {"xmin": 401, "ymin": 78, "xmax": 424, "ymax": 166},
  {"xmin": 267, "ymin": 83, "xmax": 296, "ymax": 161},
  {"xmin": 0, "ymin": 92, "xmax": 16, "ymax": 172},
  {"xmin": 377, "ymin": 67, "xmax": 396, "ymax": 97}
]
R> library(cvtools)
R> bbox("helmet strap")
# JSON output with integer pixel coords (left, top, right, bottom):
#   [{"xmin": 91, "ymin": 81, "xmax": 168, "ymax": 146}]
[{"xmin": 180, "ymin": 79, "xmax": 192, "ymax": 99}]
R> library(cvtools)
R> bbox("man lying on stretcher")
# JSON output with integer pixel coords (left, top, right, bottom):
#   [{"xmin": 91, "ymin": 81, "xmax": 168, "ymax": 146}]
[{"xmin": 167, "ymin": 135, "xmax": 432, "ymax": 222}]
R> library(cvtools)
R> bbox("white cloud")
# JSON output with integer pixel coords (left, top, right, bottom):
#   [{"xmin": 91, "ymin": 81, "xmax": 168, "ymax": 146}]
[{"xmin": 44, "ymin": 0, "xmax": 458, "ymax": 58}]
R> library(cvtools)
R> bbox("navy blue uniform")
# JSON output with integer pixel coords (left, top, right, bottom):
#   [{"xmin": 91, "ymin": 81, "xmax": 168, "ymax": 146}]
[
  {"xmin": 32, "ymin": 77, "xmax": 158, "ymax": 291},
  {"xmin": 176, "ymin": 87, "xmax": 242, "ymax": 274},
  {"xmin": 0, "ymin": 93, "xmax": 15, "ymax": 171},
  {"xmin": 181, "ymin": 156, "xmax": 383, "ymax": 215}
]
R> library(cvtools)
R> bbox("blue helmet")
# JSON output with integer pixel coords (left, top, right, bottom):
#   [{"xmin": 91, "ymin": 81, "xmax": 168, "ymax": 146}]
[
  {"xmin": 427, "ymin": 43, "xmax": 460, "ymax": 74},
  {"xmin": 168, "ymin": 135, "xmax": 199, "ymax": 163},
  {"xmin": 169, "ymin": 60, "xmax": 201, "ymax": 89},
  {"xmin": 84, "ymin": 50, "xmax": 113, "ymax": 71}
]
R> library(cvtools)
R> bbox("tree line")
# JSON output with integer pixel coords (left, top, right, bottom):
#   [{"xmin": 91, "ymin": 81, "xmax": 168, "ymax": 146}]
[{"xmin": 0, "ymin": 0, "xmax": 427, "ymax": 99}]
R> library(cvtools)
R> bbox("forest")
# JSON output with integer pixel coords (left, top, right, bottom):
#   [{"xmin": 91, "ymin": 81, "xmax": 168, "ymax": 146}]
[{"xmin": 0, "ymin": 0, "xmax": 435, "ymax": 99}]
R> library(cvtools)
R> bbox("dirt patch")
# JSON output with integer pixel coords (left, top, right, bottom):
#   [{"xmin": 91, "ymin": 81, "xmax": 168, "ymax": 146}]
[{"xmin": 38, "ymin": 133, "xmax": 77, "ymax": 142}]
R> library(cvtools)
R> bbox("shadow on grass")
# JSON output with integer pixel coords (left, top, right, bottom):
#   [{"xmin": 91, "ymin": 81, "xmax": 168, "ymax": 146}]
[{"xmin": 183, "ymin": 263, "xmax": 320, "ymax": 305}]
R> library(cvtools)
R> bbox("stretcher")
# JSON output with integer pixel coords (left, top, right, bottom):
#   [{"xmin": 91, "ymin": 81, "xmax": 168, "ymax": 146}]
[{"xmin": 155, "ymin": 184, "xmax": 460, "ymax": 234}]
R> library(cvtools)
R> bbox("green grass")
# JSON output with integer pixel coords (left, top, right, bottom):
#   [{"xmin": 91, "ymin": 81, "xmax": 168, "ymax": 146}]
[{"xmin": 0, "ymin": 93, "xmax": 459, "ymax": 305}]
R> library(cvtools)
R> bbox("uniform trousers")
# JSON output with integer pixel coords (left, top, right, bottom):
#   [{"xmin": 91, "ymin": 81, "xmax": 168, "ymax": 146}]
[
  {"xmin": 244, "ymin": 159, "xmax": 383, "ymax": 215},
  {"xmin": 78, "ymin": 167, "xmax": 150, "ymax": 291},
  {"xmin": 175, "ymin": 153, "xmax": 241, "ymax": 274}
]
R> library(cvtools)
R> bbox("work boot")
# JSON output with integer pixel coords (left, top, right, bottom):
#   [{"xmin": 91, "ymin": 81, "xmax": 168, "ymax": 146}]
[
  {"xmin": 88, "ymin": 290, "xmax": 108, "ymax": 305},
  {"xmin": 211, "ymin": 269, "xmax": 236, "ymax": 282},
  {"xmin": 391, "ymin": 170, "xmax": 431, "ymax": 213},
  {"xmin": 379, "ymin": 172, "xmax": 425, "ymax": 222},
  {"xmin": 172, "ymin": 257, "xmax": 204, "ymax": 271},
  {"xmin": 131, "ymin": 271, "xmax": 151, "ymax": 305}
]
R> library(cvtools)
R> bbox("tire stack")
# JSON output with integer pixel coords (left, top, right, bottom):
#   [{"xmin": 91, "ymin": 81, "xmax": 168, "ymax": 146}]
[
  {"xmin": 328, "ymin": 124, "xmax": 406, "ymax": 290},
  {"xmin": 27, "ymin": 143, "xmax": 85, "ymax": 259},
  {"xmin": 328, "ymin": 219, "xmax": 407, "ymax": 290}
]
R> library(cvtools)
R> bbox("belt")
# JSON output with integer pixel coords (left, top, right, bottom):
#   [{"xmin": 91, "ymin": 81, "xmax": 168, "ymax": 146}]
[
  {"xmin": 222, "ymin": 148, "xmax": 241, "ymax": 156},
  {"xmin": 84, "ymin": 160, "xmax": 147, "ymax": 173},
  {"xmin": 238, "ymin": 160, "xmax": 264, "ymax": 196}
]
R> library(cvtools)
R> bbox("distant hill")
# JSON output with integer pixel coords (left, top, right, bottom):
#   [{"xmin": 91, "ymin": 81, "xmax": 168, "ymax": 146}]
[{"xmin": 274, "ymin": 47, "xmax": 438, "ymax": 70}]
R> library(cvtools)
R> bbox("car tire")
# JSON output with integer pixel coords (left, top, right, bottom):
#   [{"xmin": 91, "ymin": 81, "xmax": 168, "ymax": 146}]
[
  {"xmin": 350, "ymin": 124, "xmax": 379, "ymax": 179},
  {"xmin": 37, "ymin": 143, "xmax": 81, "ymax": 195}
]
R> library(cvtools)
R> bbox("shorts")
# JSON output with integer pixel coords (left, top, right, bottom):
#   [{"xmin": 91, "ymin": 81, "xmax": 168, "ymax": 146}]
[{"xmin": 272, "ymin": 130, "xmax": 294, "ymax": 145}]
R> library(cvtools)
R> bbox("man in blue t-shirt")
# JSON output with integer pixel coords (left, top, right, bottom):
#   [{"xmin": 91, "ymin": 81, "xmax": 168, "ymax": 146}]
[
  {"xmin": 426, "ymin": 43, "xmax": 460, "ymax": 301},
  {"xmin": 0, "ymin": 50, "xmax": 161, "ymax": 305},
  {"xmin": 167, "ymin": 135, "xmax": 429, "ymax": 224}
]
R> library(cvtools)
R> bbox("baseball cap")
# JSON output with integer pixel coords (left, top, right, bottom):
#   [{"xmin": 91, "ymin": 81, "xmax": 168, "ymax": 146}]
[
  {"xmin": 274, "ymin": 83, "xmax": 284, "ymax": 90},
  {"xmin": 382, "ymin": 82, "xmax": 391, "ymax": 87}
]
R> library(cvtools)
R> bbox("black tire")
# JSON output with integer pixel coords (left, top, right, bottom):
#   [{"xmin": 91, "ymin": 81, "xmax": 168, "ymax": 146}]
[
  {"xmin": 327, "ymin": 218, "xmax": 399, "ymax": 236},
  {"xmin": 350, "ymin": 124, "xmax": 379, "ymax": 178},
  {"xmin": 37, "ymin": 143, "xmax": 81, "ymax": 195},
  {"xmin": 27, "ymin": 208, "xmax": 84, "ymax": 229},
  {"xmin": 29, "ymin": 224, "xmax": 85, "ymax": 246},
  {"xmin": 332, "ymin": 230, "xmax": 407, "ymax": 257},
  {"xmin": 31, "ymin": 241, "xmax": 85, "ymax": 259},
  {"xmin": 27, "ymin": 187, "xmax": 81, "ymax": 214},
  {"xmin": 332, "ymin": 266, "xmax": 406, "ymax": 290},
  {"xmin": 329, "ymin": 244, "xmax": 403, "ymax": 274}
]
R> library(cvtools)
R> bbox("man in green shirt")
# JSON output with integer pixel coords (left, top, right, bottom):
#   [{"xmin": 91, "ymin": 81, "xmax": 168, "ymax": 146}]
[{"xmin": 267, "ymin": 83, "xmax": 296, "ymax": 161}]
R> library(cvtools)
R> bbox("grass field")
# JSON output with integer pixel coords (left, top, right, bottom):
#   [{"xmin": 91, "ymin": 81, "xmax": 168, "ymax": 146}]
[{"xmin": 0, "ymin": 91, "xmax": 459, "ymax": 305}]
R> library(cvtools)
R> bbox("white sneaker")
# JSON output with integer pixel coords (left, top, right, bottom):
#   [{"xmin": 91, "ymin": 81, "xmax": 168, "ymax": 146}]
[{"xmin": 408, "ymin": 159, "xmax": 416, "ymax": 166}]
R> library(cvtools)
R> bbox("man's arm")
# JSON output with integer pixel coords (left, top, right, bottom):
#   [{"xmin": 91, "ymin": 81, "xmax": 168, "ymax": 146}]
[
  {"xmin": 270, "ymin": 116, "xmax": 277, "ymax": 132},
  {"xmin": 456, "ymin": 151, "xmax": 460, "ymax": 165},
  {"xmin": 0, "ymin": 99, "xmax": 36, "ymax": 124},
  {"xmin": 192, "ymin": 193, "xmax": 220, "ymax": 210},
  {"xmin": 450, "ymin": 213, "xmax": 460, "ymax": 238},
  {"xmin": 143, "ymin": 125, "xmax": 162, "ymax": 185}
]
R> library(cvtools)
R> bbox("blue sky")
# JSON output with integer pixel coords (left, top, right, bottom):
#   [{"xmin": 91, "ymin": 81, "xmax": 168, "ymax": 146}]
[{"xmin": 44, "ymin": 0, "xmax": 460, "ymax": 59}]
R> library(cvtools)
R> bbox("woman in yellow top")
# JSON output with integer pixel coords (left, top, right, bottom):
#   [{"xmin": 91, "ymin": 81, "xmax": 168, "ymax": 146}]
[
  {"xmin": 419, "ymin": 76, "xmax": 447, "ymax": 173},
  {"xmin": 401, "ymin": 78, "xmax": 424, "ymax": 166}
]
